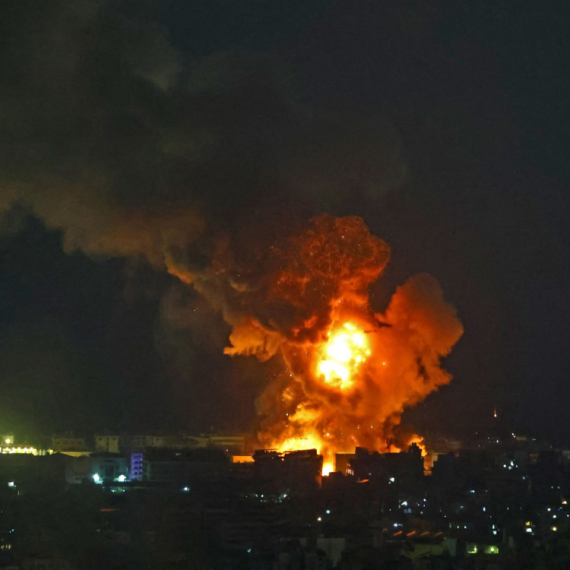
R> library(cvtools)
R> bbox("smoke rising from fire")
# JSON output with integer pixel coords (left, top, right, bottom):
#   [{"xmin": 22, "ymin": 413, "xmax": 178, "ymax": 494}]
[
  {"xmin": 169, "ymin": 214, "xmax": 463, "ymax": 464},
  {"xmin": 0, "ymin": 0, "xmax": 460, "ymax": 444},
  {"xmin": 0, "ymin": 1, "xmax": 404, "ymax": 263}
]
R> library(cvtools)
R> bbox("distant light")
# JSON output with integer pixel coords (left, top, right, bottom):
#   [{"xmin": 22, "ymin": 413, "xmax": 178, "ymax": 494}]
[
  {"xmin": 526, "ymin": 528, "xmax": 533, "ymax": 533},
  {"xmin": 182, "ymin": 486, "xmax": 190, "ymax": 492},
  {"xmin": 525, "ymin": 521, "xmax": 532, "ymax": 526},
  {"xmin": 563, "ymin": 501, "xmax": 568, "ymax": 505},
  {"xmin": 117, "ymin": 475, "xmax": 126, "ymax": 483},
  {"xmin": 389, "ymin": 477, "xmax": 395, "ymax": 483},
  {"xmin": 326, "ymin": 510, "xmax": 331, "ymax": 514},
  {"xmin": 552, "ymin": 526, "xmax": 558, "ymax": 532},
  {"xmin": 317, "ymin": 517, "xmax": 322, "ymax": 522},
  {"xmin": 92, "ymin": 474, "xmax": 101, "ymax": 484},
  {"xmin": 7, "ymin": 481, "xmax": 15, "ymax": 488},
  {"xmin": 4, "ymin": 438, "xmax": 10, "ymax": 444}
]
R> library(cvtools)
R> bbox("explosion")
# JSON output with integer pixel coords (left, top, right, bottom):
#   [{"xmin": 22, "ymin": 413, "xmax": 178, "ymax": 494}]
[
  {"xmin": 317, "ymin": 322, "xmax": 371, "ymax": 389},
  {"xmin": 168, "ymin": 214, "xmax": 463, "ymax": 473}
]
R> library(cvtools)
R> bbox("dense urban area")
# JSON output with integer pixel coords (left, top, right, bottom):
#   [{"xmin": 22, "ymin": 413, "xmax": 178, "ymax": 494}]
[{"xmin": 0, "ymin": 428, "xmax": 569, "ymax": 569}]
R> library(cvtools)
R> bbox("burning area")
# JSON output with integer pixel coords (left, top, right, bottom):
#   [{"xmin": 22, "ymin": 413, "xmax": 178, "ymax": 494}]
[{"xmin": 168, "ymin": 214, "xmax": 463, "ymax": 472}]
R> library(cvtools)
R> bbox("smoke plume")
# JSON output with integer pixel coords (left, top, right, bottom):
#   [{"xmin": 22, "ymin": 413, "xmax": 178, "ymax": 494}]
[
  {"xmin": 0, "ymin": 1, "xmax": 462, "ymax": 450},
  {"xmin": 168, "ymin": 213, "xmax": 463, "ymax": 465}
]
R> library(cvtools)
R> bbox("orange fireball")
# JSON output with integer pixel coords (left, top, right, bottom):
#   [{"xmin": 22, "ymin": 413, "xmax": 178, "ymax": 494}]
[
  {"xmin": 195, "ymin": 215, "xmax": 464, "ymax": 476},
  {"xmin": 317, "ymin": 322, "xmax": 371, "ymax": 389}
]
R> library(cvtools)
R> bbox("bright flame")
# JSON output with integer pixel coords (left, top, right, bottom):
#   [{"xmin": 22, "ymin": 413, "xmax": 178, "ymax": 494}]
[
  {"xmin": 275, "ymin": 432, "xmax": 333, "ymax": 475},
  {"xmin": 206, "ymin": 215, "xmax": 464, "ymax": 479},
  {"xmin": 272, "ymin": 321, "xmax": 374, "ymax": 474},
  {"xmin": 322, "ymin": 461, "xmax": 334, "ymax": 476},
  {"xmin": 317, "ymin": 322, "xmax": 371, "ymax": 389},
  {"xmin": 408, "ymin": 435, "xmax": 428, "ymax": 458}
]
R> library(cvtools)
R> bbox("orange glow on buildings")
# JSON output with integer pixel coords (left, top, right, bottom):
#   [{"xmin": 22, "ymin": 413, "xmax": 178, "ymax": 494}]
[{"xmin": 171, "ymin": 215, "xmax": 463, "ymax": 475}]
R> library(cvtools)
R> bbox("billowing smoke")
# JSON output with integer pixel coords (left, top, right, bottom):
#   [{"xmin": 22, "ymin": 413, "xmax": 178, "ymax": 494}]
[
  {"xmin": 0, "ymin": 1, "xmax": 460, "ymax": 449},
  {"xmin": 168, "ymin": 214, "xmax": 463, "ymax": 467},
  {"xmin": 0, "ymin": 1, "xmax": 404, "ymax": 259}
]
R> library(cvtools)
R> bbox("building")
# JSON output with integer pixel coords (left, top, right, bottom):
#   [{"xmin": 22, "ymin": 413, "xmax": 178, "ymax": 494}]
[
  {"xmin": 91, "ymin": 453, "xmax": 129, "ymax": 483},
  {"xmin": 349, "ymin": 444, "xmax": 424, "ymax": 484},
  {"xmin": 207, "ymin": 434, "xmax": 246, "ymax": 455},
  {"xmin": 65, "ymin": 453, "xmax": 129, "ymax": 484},
  {"xmin": 0, "ymin": 444, "xmax": 45, "ymax": 456},
  {"xmin": 94, "ymin": 434, "xmax": 120, "ymax": 453},
  {"xmin": 65, "ymin": 455, "xmax": 91, "ymax": 484},
  {"xmin": 335, "ymin": 453, "xmax": 356, "ymax": 475},
  {"xmin": 51, "ymin": 435, "xmax": 89, "ymax": 455},
  {"xmin": 131, "ymin": 448, "xmax": 229, "ymax": 484},
  {"xmin": 162, "ymin": 433, "xmax": 247, "ymax": 454},
  {"xmin": 283, "ymin": 449, "xmax": 323, "ymax": 491},
  {"xmin": 123, "ymin": 435, "xmax": 166, "ymax": 451},
  {"xmin": 130, "ymin": 452, "xmax": 144, "ymax": 481},
  {"xmin": 253, "ymin": 449, "xmax": 323, "ymax": 491}
]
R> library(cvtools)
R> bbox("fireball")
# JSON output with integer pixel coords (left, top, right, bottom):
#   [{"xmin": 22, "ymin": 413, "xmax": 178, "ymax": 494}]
[
  {"xmin": 190, "ymin": 215, "xmax": 463, "ymax": 476},
  {"xmin": 317, "ymin": 322, "xmax": 371, "ymax": 389}
]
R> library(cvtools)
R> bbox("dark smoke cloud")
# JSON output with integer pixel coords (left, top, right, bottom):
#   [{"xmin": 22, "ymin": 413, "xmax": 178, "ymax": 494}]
[
  {"xmin": 0, "ymin": 0, "xmax": 408, "ymax": 433},
  {"xmin": 0, "ymin": 0, "xmax": 406, "ymax": 258}
]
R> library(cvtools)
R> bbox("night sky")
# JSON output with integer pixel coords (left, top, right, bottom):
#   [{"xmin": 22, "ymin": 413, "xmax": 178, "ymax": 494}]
[{"xmin": 0, "ymin": 0, "xmax": 569, "ymax": 443}]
